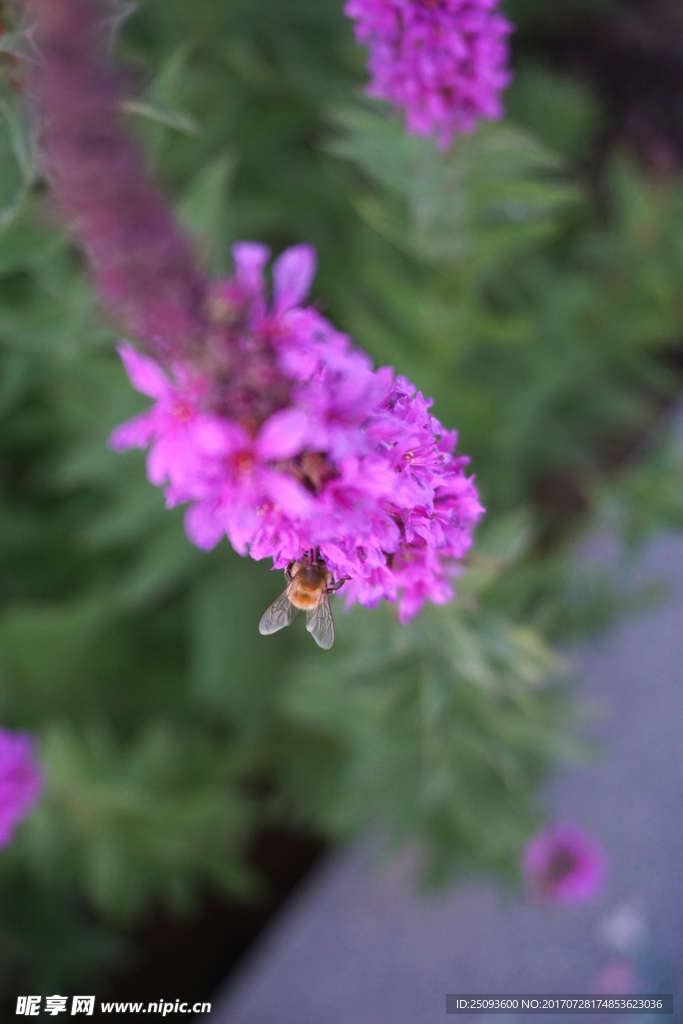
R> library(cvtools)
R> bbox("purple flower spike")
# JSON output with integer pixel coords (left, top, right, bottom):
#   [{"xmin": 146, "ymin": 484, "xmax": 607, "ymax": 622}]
[
  {"xmin": 110, "ymin": 244, "xmax": 484, "ymax": 620},
  {"xmin": 344, "ymin": 0, "xmax": 513, "ymax": 149},
  {"xmin": 28, "ymin": 0, "xmax": 209, "ymax": 363},
  {"xmin": 0, "ymin": 727, "xmax": 43, "ymax": 846},
  {"xmin": 523, "ymin": 824, "xmax": 607, "ymax": 905}
]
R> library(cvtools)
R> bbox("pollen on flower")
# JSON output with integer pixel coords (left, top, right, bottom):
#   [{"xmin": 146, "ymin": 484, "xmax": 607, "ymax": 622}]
[
  {"xmin": 110, "ymin": 242, "xmax": 484, "ymax": 619},
  {"xmin": 257, "ymin": 501, "xmax": 281, "ymax": 516}
]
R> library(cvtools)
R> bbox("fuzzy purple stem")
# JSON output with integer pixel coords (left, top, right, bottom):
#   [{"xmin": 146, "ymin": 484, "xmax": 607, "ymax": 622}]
[{"xmin": 26, "ymin": 0, "xmax": 209, "ymax": 364}]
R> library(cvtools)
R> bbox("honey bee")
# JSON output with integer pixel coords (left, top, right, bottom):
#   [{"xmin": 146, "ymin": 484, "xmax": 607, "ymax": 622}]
[{"xmin": 258, "ymin": 555, "xmax": 347, "ymax": 649}]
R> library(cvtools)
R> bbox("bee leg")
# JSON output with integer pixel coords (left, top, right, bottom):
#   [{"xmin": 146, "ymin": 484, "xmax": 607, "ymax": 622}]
[
  {"xmin": 328, "ymin": 577, "xmax": 349, "ymax": 593},
  {"xmin": 285, "ymin": 561, "xmax": 295, "ymax": 583}
]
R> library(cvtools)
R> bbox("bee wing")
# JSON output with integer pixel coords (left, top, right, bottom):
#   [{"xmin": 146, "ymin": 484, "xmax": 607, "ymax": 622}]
[
  {"xmin": 306, "ymin": 590, "xmax": 335, "ymax": 649},
  {"xmin": 259, "ymin": 585, "xmax": 299, "ymax": 635}
]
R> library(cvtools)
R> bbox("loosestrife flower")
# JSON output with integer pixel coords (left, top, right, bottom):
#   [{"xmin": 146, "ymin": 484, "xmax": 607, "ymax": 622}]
[
  {"xmin": 29, "ymin": 0, "xmax": 483, "ymax": 623},
  {"xmin": 344, "ymin": 0, "xmax": 513, "ymax": 149},
  {"xmin": 523, "ymin": 824, "xmax": 606, "ymax": 905},
  {"xmin": 111, "ymin": 244, "xmax": 484, "ymax": 622},
  {"xmin": 0, "ymin": 727, "xmax": 43, "ymax": 845}
]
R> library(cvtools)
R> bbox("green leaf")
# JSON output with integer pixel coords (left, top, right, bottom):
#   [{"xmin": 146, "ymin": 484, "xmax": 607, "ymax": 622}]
[
  {"xmin": 121, "ymin": 99, "xmax": 198, "ymax": 136},
  {"xmin": 179, "ymin": 152, "xmax": 235, "ymax": 270},
  {"xmin": 35, "ymin": 725, "xmax": 255, "ymax": 922},
  {"xmin": 0, "ymin": 96, "xmax": 38, "ymax": 185}
]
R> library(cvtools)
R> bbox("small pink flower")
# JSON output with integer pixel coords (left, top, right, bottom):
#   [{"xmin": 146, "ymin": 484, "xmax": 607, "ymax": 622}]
[
  {"xmin": 183, "ymin": 410, "xmax": 315, "ymax": 555},
  {"xmin": 0, "ymin": 727, "xmax": 43, "ymax": 846},
  {"xmin": 523, "ymin": 824, "xmax": 606, "ymax": 905},
  {"xmin": 108, "ymin": 342, "xmax": 225, "ymax": 495}
]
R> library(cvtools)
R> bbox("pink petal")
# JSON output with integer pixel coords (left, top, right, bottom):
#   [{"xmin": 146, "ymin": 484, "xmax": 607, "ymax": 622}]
[
  {"xmin": 256, "ymin": 407, "xmax": 310, "ymax": 460},
  {"xmin": 232, "ymin": 242, "xmax": 270, "ymax": 296},
  {"xmin": 272, "ymin": 244, "xmax": 317, "ymax": 313},
  {"xmin": 147, "ymin": 441, "xmax": 172, "ymax": 486},
  {"xmin": 185, "ymin": 501, "xmax": 225, "ymax": 551},
  {"xmin": 188, "ymin": 415, "xmax": 248, "ymax": 457},
  {"xmin": 436, "ymin": 426, "xmax": 458, "ymax": 453},
  {"xmin": 262, "ymin": 469, "xmax": 314, "ymax": 518},
  {"xmin": 117, "ymin": 342, "xmax": 169, "ymax": 398},
  {"xmin": 319, "ymin": 541, "xmax": 349, "ymax": 565},
  {"xmin": 108, "ymin": 412, "xmax": 156, "ymax": 451},
  {"xmin": 224, "ymin": 503, "xmax": 259, "ymax": 556}
]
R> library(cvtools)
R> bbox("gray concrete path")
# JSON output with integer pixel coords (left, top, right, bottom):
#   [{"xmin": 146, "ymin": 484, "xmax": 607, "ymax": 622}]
[{"xmin": 213, "ymin": 442, "xmax": 683, "ymax": 1023}]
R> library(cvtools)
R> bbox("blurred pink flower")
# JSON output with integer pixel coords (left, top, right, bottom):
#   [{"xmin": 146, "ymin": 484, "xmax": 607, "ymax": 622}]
[
  {"xmin": 28, "ymin": 0, "xmax": 208, "ymax": 362},
  {"xmin": 344, "ymin": 0, "xmax": 513, "ymax": 149},
  {"xmin": 595, "ymin": 959, "xmax": 638, "ymax": 995},
  {"xmin": 0, "ymin": 727, "xmax": 43, "ymax": 846},
  {"xmin": 523, "ymin": 823, "xmax": 606, "ymax": 905}
]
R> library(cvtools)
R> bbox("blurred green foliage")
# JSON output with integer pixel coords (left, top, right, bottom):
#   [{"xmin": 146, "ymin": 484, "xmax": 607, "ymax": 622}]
[{"xmin": 0, "ymin": 0, "xmax": 682, "ymax": 995}]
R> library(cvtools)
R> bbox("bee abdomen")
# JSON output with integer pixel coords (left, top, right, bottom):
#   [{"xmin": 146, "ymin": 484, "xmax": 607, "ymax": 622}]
[{"xmin": 290, "ymin": 592, "xmax": 319, "ymax": 610}]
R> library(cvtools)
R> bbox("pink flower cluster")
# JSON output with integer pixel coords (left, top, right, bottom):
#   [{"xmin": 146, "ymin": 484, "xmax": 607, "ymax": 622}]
[
  {"xmin": 110, "ymin": 243, "xmax": 484, "ymax": 622},
  {"xmin": 523, "ymin": 824, "xmax": 606, "ymax": 905},
  {"xmin": 0, "ymin": 727, "xmax": 43, "ymax": 846},
  {"xmin": 344, "ymin": 0, "xmax": 513, "ymax": 149}
]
